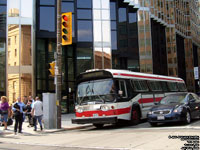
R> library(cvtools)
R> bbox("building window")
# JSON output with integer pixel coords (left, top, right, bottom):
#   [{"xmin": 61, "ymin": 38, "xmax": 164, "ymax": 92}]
[
  {"xmin": 77, "ymin": 9, "xmax": 92, "ymax": 19},
  {"xmin": 15, "ymin": 49, "xmax": 17, "ymax": 57},
  {"xmin": 14, "ymin": 62, "xmax": 16, "ymax": 66},
  {"xmin": 77, "ymin": 0, "xmax": 92, "ymax": 8},
  {"xmin": 15, "ymin": 36, "xmax": 17, "ymax": 44},
  {"xmin": 61, "ymin": 2, "xmax": 74, "ymax": 13},
  {"xmin": 77, "ymin": 21, "xmax": 93, "ymax": 42},
  {"xmin": 39, "ymin": 7, "xmax": 55, "ymax": 32},
  {"xmin": 8, "ymin": 38, "xmax": 11, "ymax": 45},
  {"xmin": 40, "ymin": 0, "xmax": 55, "ymax": 5}
]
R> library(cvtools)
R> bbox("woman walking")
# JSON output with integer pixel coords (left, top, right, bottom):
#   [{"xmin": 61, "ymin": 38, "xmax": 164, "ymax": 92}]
[{"xmin": 0, "ymin": 96, "xmax": 10, "ymax": 130}]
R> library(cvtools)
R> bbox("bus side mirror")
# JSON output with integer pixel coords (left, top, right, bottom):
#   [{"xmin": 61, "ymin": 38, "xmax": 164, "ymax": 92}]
[{"xmin": 118, "ymin": 90, "xmax": 123, "ymax": 96}]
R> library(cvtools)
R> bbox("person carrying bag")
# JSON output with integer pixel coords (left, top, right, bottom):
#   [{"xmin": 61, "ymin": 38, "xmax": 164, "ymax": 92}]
[
  {"xmin": 0, "ymin": 96, "xmax": 10, "ymax": 130},
  {"xmin": 12, "ymin": 97, "xmax": 26, "ymax": 134}
]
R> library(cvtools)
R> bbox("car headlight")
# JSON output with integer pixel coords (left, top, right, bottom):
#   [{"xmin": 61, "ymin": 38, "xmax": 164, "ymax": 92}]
[
  {"xmin": 76, "ymin": 107, "xmax": 84, "ymax": 113},
  {"xmin": 148, "ymin": 111, "xmax": 153, "ymax": 115},
  {"xmin": 173, "ymin": 107, "xmax": 183, "ymax": 113},
  {"xmin": 100, "ymin": 105, "xmax": 110, "ymax": 111}
]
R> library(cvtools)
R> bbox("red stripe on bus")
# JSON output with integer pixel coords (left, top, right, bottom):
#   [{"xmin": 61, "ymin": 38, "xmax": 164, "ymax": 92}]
[
  {"xmin": 76, "ymin": 107, "xmax": 131, "ymax": 117},
  {"xmin": 138, "ymin": 97, "xmax": 163, "ymax": 104},
  {"xmin": 113, "ymin": 73, "xmax": 183, "ymax": 82}
]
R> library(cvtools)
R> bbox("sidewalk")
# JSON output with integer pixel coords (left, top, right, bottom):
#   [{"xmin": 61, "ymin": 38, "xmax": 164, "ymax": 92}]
[{"xmin": 0, "ymin": 113, "xmax": 90, "ymax": 135}]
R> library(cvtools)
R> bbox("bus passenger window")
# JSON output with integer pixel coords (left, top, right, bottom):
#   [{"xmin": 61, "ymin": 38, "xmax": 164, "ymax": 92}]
[
  {"xmin": 160, "ymin": 82, "xmax": 168, "ymax": 91},
  {"xmin": 148, "ymin": 81, "xmax": 162, "ymax": 91},
  {"xmin": 167, "ymin": 82, "xmax": 178, "ymax": 91},
  {"xmin": 131, "ymin": 80, "xmax": 149, "ymax": 91},
  {"xmin": 177, "ymin": 83, "xmax": 187, "ymax": 91}
]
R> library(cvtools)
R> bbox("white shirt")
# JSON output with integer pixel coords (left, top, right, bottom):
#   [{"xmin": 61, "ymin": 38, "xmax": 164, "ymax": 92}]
[{"xmin": 33, "ymin": 100, "xmax": 43, "ymax": 116}]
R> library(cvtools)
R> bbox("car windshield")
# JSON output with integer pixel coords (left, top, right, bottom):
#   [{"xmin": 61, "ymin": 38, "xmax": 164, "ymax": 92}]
[
  {"xmin": 160, "ymin": 94, "xmax": 187, "ymax": 105},
  {"xmin": 77, "ymin": 78, "xmax": 116, "ymax": 105}
]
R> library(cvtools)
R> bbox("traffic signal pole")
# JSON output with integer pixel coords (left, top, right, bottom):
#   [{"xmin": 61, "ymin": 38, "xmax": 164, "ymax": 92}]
[{"xmin": 56, "ymin": 0, "xmax": 62, "ymax": 129}]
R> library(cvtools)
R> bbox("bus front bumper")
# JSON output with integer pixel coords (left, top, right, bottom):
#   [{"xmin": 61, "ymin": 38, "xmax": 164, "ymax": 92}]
[{"xmin": 72, "ymin": 116, "xmax": 118, "ymax": 124}]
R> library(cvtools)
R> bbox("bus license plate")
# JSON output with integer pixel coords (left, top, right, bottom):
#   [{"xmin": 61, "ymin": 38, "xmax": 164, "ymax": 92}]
[
  {"xmin": 93, "ymin": 113, "xmax": 99, "ymax": 117},
  {"xmin": 157, "ymin": 116, "xmax": 165, "ymax": 120}
]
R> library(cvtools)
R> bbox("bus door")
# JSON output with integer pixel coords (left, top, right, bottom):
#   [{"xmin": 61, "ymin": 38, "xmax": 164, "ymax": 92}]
[{"xmin": 140, "ymin": 93, "xmax": 154, "ymax": 118}]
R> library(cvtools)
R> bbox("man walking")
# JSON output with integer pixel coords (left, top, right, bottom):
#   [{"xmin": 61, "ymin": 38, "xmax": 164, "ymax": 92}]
[
  {"xmin": 31, "ymin": 96, "xmax": 43, "ymax": 131},
  {"xmin": 12, "ymin": 97, "xmax": 26, "ymax": 134}
]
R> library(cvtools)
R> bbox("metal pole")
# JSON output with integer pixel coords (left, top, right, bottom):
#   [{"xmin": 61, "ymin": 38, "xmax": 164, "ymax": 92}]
[{"xmin": 56, "ymin": 0, "xmax": 62, "ymax": 129}]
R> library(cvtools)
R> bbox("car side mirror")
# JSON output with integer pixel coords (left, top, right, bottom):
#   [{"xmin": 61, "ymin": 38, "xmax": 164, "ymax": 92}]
[
  {"xmin": 190, "ymin": 99, "xmax": 196, "ymax": 103},
  {"xmin": 118, "ymin": 90, "xmax": 123, "ymax": 96}
]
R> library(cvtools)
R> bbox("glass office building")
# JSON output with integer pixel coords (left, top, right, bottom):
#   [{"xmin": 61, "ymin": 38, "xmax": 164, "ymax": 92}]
[{"xmin": 0, "ymin": 0, "xmax": 199, "ymax": 113}]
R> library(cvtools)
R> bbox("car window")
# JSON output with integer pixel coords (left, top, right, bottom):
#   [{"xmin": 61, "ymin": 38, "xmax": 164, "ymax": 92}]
[
  {"xmin": 188, "ymin": 94, "xmax": 194, "ymax": 101},
  {"xmin": 192, "ymin": 93, "xmax": 200, "ymax": 101}
]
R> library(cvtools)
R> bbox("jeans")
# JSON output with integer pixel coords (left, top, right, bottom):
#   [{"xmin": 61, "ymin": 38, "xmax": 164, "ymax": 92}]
[{"xmin": 33, "ymin": 115, "xmax": 43, "ymax": 130}]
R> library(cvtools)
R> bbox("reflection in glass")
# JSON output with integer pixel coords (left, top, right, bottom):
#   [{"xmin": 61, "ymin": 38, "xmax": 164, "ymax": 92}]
[
  {"xmin": 77, "ymin": 21, "xmax": 93, "ymax": 42},
  {"xmin": 8, "ymin": 0, "xmax": 20, "ymax": 17},
  {"xmin": 0, "ymin": 40, "xmax": 5, "ymax": 95},
  {"xmin": 101, "ymin": 10, "xmax": 110, "ymax": 20},
  {"xmin": 94, "ymin": 48, "xmax": 103, "ymax": 69},
  {"xmin": 111, "ymin": 31, "xmax": 117, "ymax": 50},
  {"xmin": 40, "ymin": 0, "xmax": 55, "ymax": 5},
  {"xmin": 102, "ymin": 21, "xmax": 110, "ymax": 43},
  {"xmin": 40, "ymin": 7, "xmax": 55, "ymax": 32},
  {"xmin": 0, "ymin": 0, "xmax": 6, "ymax": 4},
  {"xmin": 77, "ymin": 9, "xmax": 92, "ymax": 19},
  {"xmin": 77, "ymin": 0, "xmax": 91, "ymax": 8},
  {"xmin": 110, "ymin": 2, "xmax": 116, "ymax": 20},
  {"xmin": 8, "ymin": 25, "xmax": 19, "ymax": 67},
  {"xmin": 93, "ymin": 10, "xmax": 101, "ymax": 20},
  {"xmin": 93, "ymin": 0, "xmax": 101, "ymax": 9},
  {"xmin": 103, "ymin": 47, "xmax": 111, "ymax": 69},
  {"xmin": 7, "ymin": 24, "xmax": 32, "ymax": 101},
  {"xmin": 62, "ymin": 2, "xmax": 74, "ymax": 13},
  {"xmin": 77, "ymin": 48, "xmax": 93, "ymax": 75},
  {"xmin": 21, "ymin": 0, "xmax": 33, "ymax": 18},
  {"xmin": 93, "ymin": 21, "xmax": 102, "ymax": 42},
  {"xmin": 101, "ymin": 0, "xmax": 109, "ymax": 9},
  {"xmin": 118, "ymin": 8, "xmax": 126, "ymax": 22}
]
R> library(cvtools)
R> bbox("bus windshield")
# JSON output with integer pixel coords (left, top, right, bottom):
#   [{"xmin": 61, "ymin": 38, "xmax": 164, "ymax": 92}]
[{"xmin": 77, "ymin": 78, "xmax": 116, "ymax": 105}]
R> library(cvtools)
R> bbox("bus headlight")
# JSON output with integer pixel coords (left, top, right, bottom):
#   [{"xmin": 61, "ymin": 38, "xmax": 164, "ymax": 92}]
[
  {"xmin": 77, "ymin": 107, "xmax": 84, "ymax": 113},
  {"xmin": 100, "ymin": 105, "xmax": 110, "ymax": 111}
]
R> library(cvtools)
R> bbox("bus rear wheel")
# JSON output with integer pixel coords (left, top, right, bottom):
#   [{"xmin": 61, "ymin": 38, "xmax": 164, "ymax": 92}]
[
  {"xmin": 93, "ymin": 123, "xmax": 104, "ymax": 129},
  {"xmin": 130, "ymin": 108, "xmax": 140, "ymax": 125}
]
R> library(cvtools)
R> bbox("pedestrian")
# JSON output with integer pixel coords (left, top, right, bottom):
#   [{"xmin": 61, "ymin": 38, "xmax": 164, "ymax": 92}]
[
  {"xmin": 0, "ymin": 96, "xmax": 10, "ymax": 130},
  {"xmin": 25, "ymin": 100, "xmax": 33, "ymax": 127},
  {"xmin": 31, "ymin": 96, "xmax": 43, "ymax": 131},
  {"xmin": 12, "ymin": 97, "xmax": 26, "ymax": 134}
]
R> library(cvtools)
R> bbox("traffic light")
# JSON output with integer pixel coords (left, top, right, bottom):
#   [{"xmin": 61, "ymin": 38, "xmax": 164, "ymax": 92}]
[
  {"xmin": 61, "ymin": 12, "xmax": 72, "ymax": 45},
  {"xmin": 48, "ymin": 61, "xmax": 55, "ymax": 76}
]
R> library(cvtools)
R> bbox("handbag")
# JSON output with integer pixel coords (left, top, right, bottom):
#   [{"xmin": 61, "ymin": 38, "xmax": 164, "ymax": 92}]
[{"xmin": 7, "ymin": 118, "xmax": 13, "ymax": 126}]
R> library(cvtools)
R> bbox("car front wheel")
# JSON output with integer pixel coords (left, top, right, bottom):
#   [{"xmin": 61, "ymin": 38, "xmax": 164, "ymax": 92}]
[{"xmin": 185, "ymin": 111, "xmax": 191, "ymax": 124}]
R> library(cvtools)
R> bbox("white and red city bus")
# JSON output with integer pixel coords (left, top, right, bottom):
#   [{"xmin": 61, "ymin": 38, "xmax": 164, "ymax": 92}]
[{"xmin": 72, "ymin": 69, "xmax": 187, "ymax": 128}]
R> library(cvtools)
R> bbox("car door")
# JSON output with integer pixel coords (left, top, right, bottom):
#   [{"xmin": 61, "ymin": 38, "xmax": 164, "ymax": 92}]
[{"xmin": 188, "ymin": 94, "xmax": 199, "ymax": 118}]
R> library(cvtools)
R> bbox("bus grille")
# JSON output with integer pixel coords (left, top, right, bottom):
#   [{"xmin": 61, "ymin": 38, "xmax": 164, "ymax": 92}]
[{"xmin": 153, "ymin": 110, "xmax": 171, "ymax": 115}]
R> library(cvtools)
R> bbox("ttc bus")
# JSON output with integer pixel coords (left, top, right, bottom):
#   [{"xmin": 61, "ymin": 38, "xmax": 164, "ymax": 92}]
[{"xmin": 72, "ymin": 69, "xmax": 187, "ymax": 128}]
